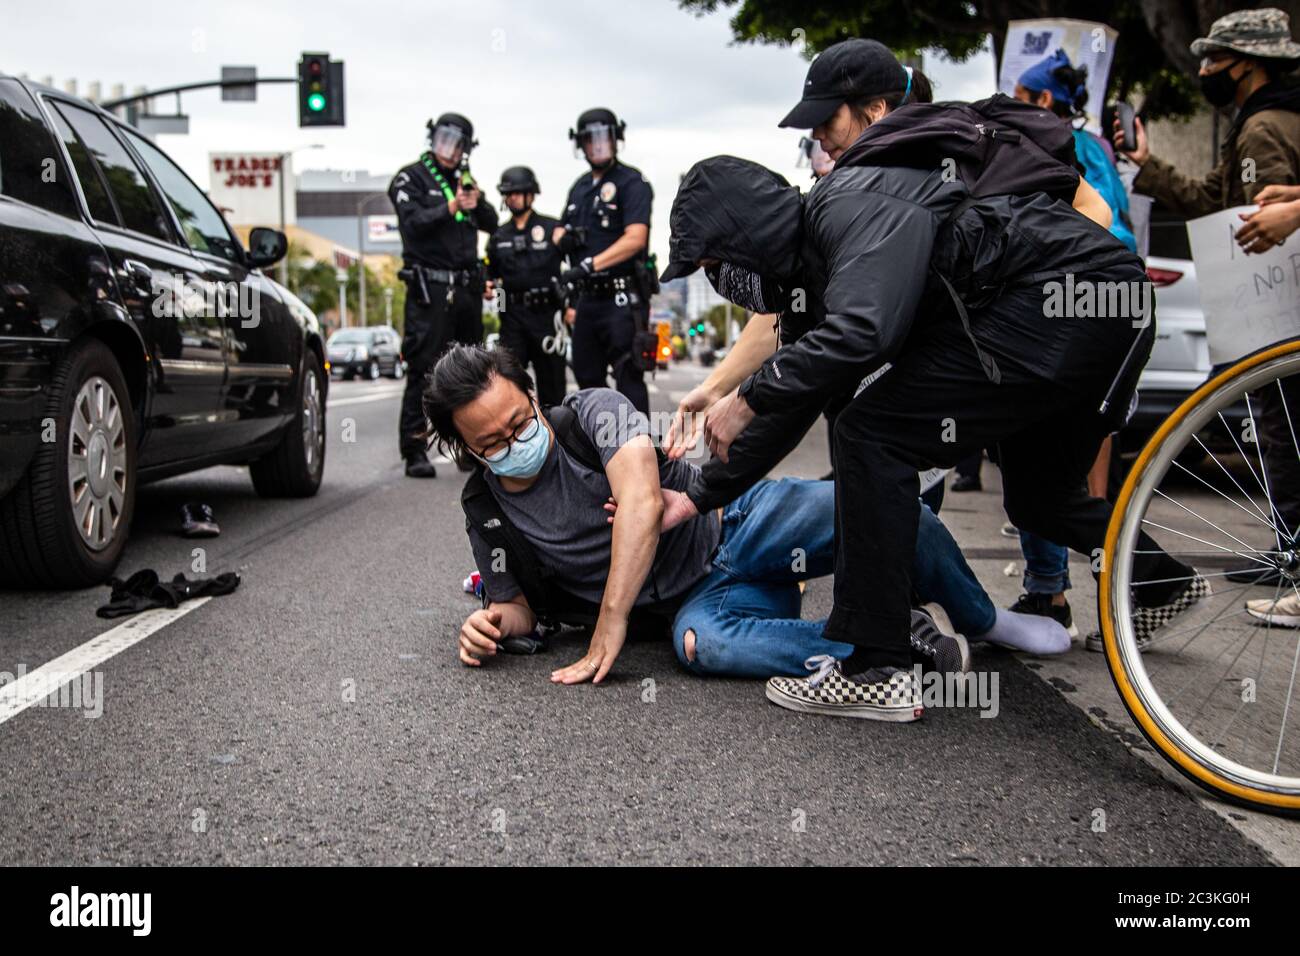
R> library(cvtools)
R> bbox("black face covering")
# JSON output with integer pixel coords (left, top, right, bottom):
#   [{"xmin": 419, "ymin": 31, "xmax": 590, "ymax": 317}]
[
  {"xmin": 705, "ymin": 262, "xmax": 786, "ymax": 314},
  {"xmin": 1200, "ymin": 61, "xmax": 1243, "ymax": 108}
]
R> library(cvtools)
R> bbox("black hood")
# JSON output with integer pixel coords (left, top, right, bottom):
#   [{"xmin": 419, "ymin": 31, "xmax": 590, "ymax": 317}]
[
  {"xmin": 1227, "ymin": 76, "xmax": 1300, "ymax": 145},
  {"xmin": 660, "ymin": 156, "xmax": 803, "ymax": 284}
]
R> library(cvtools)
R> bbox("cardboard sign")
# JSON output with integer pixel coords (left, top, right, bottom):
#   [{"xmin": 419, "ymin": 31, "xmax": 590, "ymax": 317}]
[
  {"xmin": 999, "ymin": 18, "xmax": 1118, "ymax": 134},
  {"xmin": 1187, "ymin": 205, "xmax": 1300, "ymax": 365}
]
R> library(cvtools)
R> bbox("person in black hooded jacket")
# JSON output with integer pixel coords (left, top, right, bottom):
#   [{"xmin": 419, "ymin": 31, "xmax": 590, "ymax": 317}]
[{"xmin": 659, "ymin": 108, "xmax": 1209, "ymax": 719}]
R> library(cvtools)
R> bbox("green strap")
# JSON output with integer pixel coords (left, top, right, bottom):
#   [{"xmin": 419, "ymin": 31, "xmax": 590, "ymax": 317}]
[{"xmin": 421, "ymin": 152, "xmax": 464, "ymax": 222}]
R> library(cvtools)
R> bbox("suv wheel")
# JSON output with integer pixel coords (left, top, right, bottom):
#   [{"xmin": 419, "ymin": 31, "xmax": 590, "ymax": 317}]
[
  {"xmin": 249, "ymin": 350, "xmax": 326, "ymax": 497},
  {"xmin": 391, "ymin": 359, "xmax": 405, "ymax": 380},
  {"xmin": 365, "ymin": 359, "xmax": 379, "ymax": 381},
  {"xmin": 0, "ymin": 339, "xmax": 136, "ymax": 588}
]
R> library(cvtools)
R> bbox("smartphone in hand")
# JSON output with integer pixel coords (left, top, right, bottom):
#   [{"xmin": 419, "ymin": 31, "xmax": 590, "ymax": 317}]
[{"xmin": 1116, "ymin": 102, "xmax": 1137, "ymax": 153}]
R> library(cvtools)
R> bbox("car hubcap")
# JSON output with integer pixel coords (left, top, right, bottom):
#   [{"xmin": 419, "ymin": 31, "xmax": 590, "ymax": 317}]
[
  {"xmin": 302, "ymin": 369, "xmax": 323, "ymax": 470},
  {"xmin": 67, "ymin": 376, "xmax": 127, "ymax": 552}
]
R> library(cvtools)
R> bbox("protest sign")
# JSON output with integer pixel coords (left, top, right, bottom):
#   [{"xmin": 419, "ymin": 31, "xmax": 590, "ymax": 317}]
[
  {"xmin": 1187, "ymin": 205, "xmax": 1300, "ymax": 365},
  {"xmin": 999, "ymin": 19, "xmax": 1118, "ymax": 134}
]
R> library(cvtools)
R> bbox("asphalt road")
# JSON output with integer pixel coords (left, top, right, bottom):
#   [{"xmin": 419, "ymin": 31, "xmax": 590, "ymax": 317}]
[{"xmin": 0, "ymin": 361, "xmax": 1294, "ymax": 865}]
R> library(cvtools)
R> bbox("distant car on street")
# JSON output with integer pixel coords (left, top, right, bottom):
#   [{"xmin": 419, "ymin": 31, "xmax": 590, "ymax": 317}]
[
  {"xmin": 326, "ymin": 326, "xmax": 405, "ymax": 380},
  {"xmin": 0, "ymin": 74, "xmax": 328, "ymax": 588}
]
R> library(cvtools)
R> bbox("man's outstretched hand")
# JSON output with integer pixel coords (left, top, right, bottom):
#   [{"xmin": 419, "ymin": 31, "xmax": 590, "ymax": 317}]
[{"xmin": 551, "ymin": 618, "xmax": 627, "ymax": 685}]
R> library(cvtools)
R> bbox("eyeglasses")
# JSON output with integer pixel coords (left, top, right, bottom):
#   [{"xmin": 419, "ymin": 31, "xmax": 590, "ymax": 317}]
[
  {"xmin": 1200, "ymin": 54, "xmax": 1237, "ymax": 71},
  {"xmin": 472, "ymin": 403, "xmax": 541, "ymax": 463}
]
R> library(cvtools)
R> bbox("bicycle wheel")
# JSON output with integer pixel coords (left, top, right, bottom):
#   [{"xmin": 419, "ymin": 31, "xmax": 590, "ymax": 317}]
[{"xmin": 1102, "ymin": 338, "xmax": 1300, "ymax": 815}]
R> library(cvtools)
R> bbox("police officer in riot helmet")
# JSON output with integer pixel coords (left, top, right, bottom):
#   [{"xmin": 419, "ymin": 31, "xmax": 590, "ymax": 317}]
[
  {"xmin": 553, "ymin": 108, "xmax": 655, "ymax": 415},
  {"xmin": 484, "ymin": 166, "xmax": 567, "ymax": 407},
  {"xmin": 388, "ymin": 111, "xmax": 498, "ymax": 477}
]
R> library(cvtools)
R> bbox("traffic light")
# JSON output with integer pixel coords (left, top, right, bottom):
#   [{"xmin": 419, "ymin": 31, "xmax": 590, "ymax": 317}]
[{"xmin": 298, "ymin": 52, "xmax": 345, "ymax": 127}]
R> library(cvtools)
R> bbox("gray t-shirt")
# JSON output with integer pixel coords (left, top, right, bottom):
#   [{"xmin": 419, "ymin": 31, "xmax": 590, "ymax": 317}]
[{"xmin": 467, "ymin": 388, "xmax": 720, "ymax": 607}]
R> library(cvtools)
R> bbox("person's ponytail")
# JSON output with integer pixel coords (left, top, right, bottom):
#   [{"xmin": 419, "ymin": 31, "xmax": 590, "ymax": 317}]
[{"xmin": 1049, "ymin": 63, "xmax": 1090, "ymax": 118}]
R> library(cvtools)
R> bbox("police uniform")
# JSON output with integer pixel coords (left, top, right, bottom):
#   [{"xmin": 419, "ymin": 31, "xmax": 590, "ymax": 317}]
[
  {"xmin": 486, "ymin": 210, "xmax": 568, "ymax": 406},
  {"xmin": 388, "ymin": 153, "xmax": 497, "ymax": 461},
  {"xmin": 561, "ymin": 160, "xmax": 653, "ymax": 414}
]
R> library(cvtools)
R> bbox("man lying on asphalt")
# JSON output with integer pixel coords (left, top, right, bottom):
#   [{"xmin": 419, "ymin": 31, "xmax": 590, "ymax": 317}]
[{"xmin": 426, "ymin": 344, "xmax": 1067, "ymax": 712}]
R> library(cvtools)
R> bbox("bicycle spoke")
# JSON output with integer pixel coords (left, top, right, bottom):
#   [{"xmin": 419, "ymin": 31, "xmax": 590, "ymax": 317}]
[
  {"xmin": 1126, "ymin": 568, "xmax": 1277, "ymax": 588},
  {"xmin": 1139, "ymin": 519, "xmax": 1277, "ymax": 569},
  {"xmin": 1151, "ymin": 487, "xmax": 1263, "ymax": 557},
  {"xmin": 1170, "ymin": 455, "xmax": 1287, "ymax": 541},
  {"xmin": 1243, "ymin": 391, "xmax": 1294, "ymax": 544},
  {"xmin": 1216, "ymin": 407, "xmax": 1282, "ymax": 536},
  {"xmin": 1194, "ymin": 431, "xmax": 1276, "ymax": 529}
]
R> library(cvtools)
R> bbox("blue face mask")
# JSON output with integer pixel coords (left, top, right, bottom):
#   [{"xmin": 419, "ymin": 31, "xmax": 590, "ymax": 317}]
[{"xmin": 483, "ymin": 416, "xmax": 551, "ymax": 478}]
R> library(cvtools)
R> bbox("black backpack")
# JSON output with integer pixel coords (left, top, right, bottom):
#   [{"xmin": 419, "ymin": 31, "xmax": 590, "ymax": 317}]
[
  {"xmin": 459, "ymin": 395, "xmax": 679, "ymax": 639},
  {"xmin": 837, "ymin": 94, "xmax": 1081, "ymax": 202},
  {"xmin": 834, "ymin": 94, "xmax": 1099, "ymax": 385}
]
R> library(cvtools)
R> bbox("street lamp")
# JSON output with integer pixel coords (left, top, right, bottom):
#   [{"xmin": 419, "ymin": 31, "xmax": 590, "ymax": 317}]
[
  {"xmin": 356, "ymin": 192, "xmax": 390, "ymax": 328},
  {"xmin": 276, "ymin": 143, "xmax": 323, "ymax": 287}
]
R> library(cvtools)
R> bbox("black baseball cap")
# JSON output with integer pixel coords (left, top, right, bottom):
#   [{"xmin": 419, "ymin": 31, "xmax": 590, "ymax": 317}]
[{"xmin": 779, "ymin": 38, "xmax": 908, "ymax": 129}]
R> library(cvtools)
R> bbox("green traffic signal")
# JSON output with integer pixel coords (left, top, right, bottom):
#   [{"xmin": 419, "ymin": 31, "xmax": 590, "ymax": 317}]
[{"xmin": 307, "ymin": 91, "xmax": 327, "ymax": 112}]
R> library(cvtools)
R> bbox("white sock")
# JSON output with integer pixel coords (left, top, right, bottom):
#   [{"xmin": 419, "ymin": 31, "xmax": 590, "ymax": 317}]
[{"xmin": 975, "ymin": 608, "xmax": 1071, "ymax": 656}]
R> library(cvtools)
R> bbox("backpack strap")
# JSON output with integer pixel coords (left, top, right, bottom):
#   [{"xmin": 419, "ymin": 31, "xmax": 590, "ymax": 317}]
[
  {"xmin": 545, "ymin": 394, "xmax": 669, "ymax": 468},
  {"xmin": 461, "ymin": 467, "xmax": 555, "ymax": 621},
  {"xmin": 932, "ymin": 194, "xmax": 1003, "ymax": 385}
]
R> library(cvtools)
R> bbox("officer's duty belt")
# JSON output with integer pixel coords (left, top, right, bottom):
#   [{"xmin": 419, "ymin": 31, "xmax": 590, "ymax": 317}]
[
  {"xmin": 578, "ymin": 273, "xmax": 640, "ymax": 305},
  {"xmin": 502, "ymin": 287, "xmax": 560, "ymax": 311},
  {"xmin": 401, "ymin": 265, "xmax": 479, "ymax": 287}
]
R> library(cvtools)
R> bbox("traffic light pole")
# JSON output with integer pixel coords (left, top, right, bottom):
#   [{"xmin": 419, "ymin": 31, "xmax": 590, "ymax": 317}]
[{"xmin": 99, "ymin": 76, "xmax": 298, "ymax": 112}]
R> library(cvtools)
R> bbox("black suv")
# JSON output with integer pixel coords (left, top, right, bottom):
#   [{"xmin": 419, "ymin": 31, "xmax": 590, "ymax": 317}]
[
  {"xmin": 327, "ymin": 326, "xmax": 405, "ymax": 380},
  {"xmin": 0, "ymin": 76, "xmax": 328, "ymax": 587}
]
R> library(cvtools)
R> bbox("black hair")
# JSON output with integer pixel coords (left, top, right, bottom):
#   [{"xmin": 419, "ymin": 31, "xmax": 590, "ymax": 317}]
[
  {"xmin": 420, "ymin": 343, "xmax": 534, "ymax": 458},
  {"xmin": 1024, "ymin": 63, "xmax": 1090, "ymax": 118},
  {"xmin": 846, "ymin": 67, "xmax": 934, "ymax": 126}
]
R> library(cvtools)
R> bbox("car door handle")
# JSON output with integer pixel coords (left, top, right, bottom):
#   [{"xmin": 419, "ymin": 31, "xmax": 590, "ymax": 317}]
[{"xmin": 121, "ymin": 259, "xmax": 153, "ymax": 295}]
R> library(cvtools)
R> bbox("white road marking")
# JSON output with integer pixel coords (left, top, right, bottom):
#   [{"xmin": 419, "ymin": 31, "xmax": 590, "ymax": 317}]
[
  {"xmin": 646, "ymin": 383, "xmax": 661, "ymax": 395},
  {"xmin": 0, "ymin": 598, "xmax": 211, "ymax": 727},
  {"xmin": 329, "ymin": 388, "xmax": 406, "ymax": 409}
]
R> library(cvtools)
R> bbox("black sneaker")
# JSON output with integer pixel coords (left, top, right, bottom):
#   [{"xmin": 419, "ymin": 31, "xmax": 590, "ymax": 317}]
[
  {"xmin": 180, "ymin": 503, "xmax": 220, "ymax": 538},
  {"xmin": 1007, "ymin": 592, "xmax": 1078, "ymax": 637},
  {"xmin": 405, "ymin": 454, "xmax": 438, "ymax": 478},
  {"xmin": 950, "ymin": 474, "xmax": 982, "ymax": 492},
  {"xmin": 909, "ymin": 605, "xmax": 971, "ymax": 675},
  {"xmin": 765, "ymin": 657, "xmax": 923, "ymax": 722}
]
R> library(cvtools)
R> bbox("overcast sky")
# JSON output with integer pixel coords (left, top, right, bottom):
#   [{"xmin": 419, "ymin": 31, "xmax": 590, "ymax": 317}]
[{"xmin": 4, "ymin": 0, "xmax": 996, "ymax": 262}]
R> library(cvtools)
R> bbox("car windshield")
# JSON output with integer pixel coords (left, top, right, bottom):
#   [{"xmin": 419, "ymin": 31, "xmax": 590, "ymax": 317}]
[{"xmin": 329, "ymin": 331, "xmax": 369, "ymax": 345}]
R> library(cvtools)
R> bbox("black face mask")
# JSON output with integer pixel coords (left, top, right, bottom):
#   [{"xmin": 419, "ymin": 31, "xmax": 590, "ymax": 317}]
[
  {"xmin": 705, "ymin": 262, "xmax": 786, "ymax": 314},
  {"xmin": 1200, "ymin": 61, "xmax": 1243, "ymax": 108}
]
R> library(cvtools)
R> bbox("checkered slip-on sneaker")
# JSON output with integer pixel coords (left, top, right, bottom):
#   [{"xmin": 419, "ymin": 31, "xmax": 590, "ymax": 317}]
[
  {"xmin": 765, "ymin": 656, "xmax": 923, "ymax": 722},
  {"xmin": 1086, "ymin": 571, "xmax": 1212, "ymax": 652}
]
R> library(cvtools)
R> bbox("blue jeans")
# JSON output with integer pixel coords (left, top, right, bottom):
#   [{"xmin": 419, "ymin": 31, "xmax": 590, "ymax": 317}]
[
  {"xmin": 672, "ymin": 478, "xmax": 997, "ymax": 677},
  {"xmin": 1018, "ymin": 531, "xmax": 1071, "ymax": 595}
]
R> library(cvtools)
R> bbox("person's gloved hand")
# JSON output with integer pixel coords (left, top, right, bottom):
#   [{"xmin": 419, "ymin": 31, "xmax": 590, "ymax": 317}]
[{"xmin": 559, "ymin": 258, "xmax": 594, "ymax": 286}]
